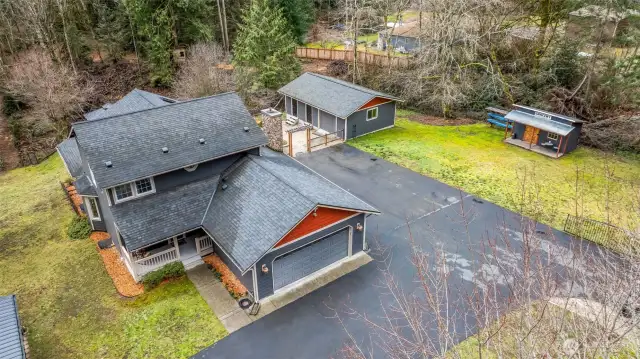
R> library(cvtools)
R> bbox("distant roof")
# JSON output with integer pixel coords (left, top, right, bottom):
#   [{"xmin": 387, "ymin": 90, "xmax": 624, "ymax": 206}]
[
  {"xmin": 569, "ymin": 5, "xmax": 639, "ymax": 21},
  {"xmin": 112, "ymin": 175, "xmax": 219, "ymax": 251},
  {"xmin": 72, "ymin": 92, "xmax": 267, "ymax": 188},
  {"xmin": 380, "ymin": 21, "xmax": 421, "ymax": 38},
  {"xmin": 56, "ymin": 138, "xmax": 82, "ymax": 177},
  {"xmin": 278, "ymin": 73, "xmax": 399, "ymax": 118},
  {"xmin": 0, "ymin": 295, "xmax": 26, "ymax": 359},
  {"xmin": 84, "ymin": 89, "xmax": 177, "ymax": 121},
  {"xmin": 505, "ymin": 110, "xmax": 575, "ymax": 136},
  {"xmin": 202, "ymin": 148, "xmax": 378, "ymax": 272}
]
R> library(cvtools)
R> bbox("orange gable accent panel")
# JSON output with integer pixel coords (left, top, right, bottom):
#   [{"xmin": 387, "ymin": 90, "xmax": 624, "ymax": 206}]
[
  {"xmin": 358, "ymin": 97, "xmax": 392, "ymax": 111},
  {"xmin": 275, "ymin": 207, "xmax": 357, "ymax": 248}
]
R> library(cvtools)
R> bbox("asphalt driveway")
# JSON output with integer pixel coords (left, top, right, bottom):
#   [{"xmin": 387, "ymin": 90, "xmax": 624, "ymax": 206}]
[{"xmin": 193, "ymin": 144, "xmax": 583, "ymax": 359}]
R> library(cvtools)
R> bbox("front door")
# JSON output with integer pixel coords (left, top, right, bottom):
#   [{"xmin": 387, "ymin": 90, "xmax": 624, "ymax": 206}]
[
  {"xmin": 351, "ymin": 124, "xmax": 357, "ymax": 138},
  {"xmin": 523, "ymin": 126, "xmax": 540, "ymax": 144}
]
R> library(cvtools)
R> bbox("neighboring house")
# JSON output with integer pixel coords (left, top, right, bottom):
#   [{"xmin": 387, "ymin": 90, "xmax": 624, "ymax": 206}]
[
  {"xmin": 503, "ymin": 105, "xmax": 583, "ymax": 158},
  {"xmin": 377, "ymin": 22, "xmax": 420, "ymax": 52},
  {"xmin": 0, "ymin": 295, "xmax": 28, "ymax": 359},
  {"xmin": 278, "ymin": 73, "xmax": 399, "ymax": 140},
  {"xmin": 566, "ymin": 5, "xmax": 639, "ymax": 43},
  {"xmin": 56, "ymin": 89, "xmax": 379, "ymax": 304}
]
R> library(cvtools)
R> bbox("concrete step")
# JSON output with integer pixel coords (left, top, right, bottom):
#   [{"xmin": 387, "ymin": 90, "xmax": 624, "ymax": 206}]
[{"xmin": 182, "ymin": 255, "xmax": 204, "ymax": 270}]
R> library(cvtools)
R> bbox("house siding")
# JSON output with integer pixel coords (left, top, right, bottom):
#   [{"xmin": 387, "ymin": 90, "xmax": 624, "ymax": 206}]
[
  {"xmin": 390, "ymin": 35, "xmax": 419, "ymax": 51},
  {"xmin": 154, "ymin": 153, "xmax": 243, "ymax": 193},
  {"xmin": 319, "ymin": 110, "xmax": 336, "ymax": 132},
  {"xmin": 346, "ymin": 101, "xmax": 396, "ymax": 139},
  {"xmin": 214, "ymin": 242, "xmax": 255, "ymax": 296},
  {"xmin": 255, "ymin": 213, "xmax": 366, "ymax": 300},
  {"xmin": 510, "ymin": 117, "xmax": 581, "ymax": 154},
  {"xmin": 275, "ymin": 207, "xmax": 357, "ymax": 248}
]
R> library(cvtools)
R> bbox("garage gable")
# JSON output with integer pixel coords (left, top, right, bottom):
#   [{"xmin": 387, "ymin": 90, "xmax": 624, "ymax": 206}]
[
  {"xmin": 357, "ymin": 96, "xmax": 393, "ymax": 111},
  {"xmin": 274, "ymin": 207, "xmax": 357, "ymax": 248}
]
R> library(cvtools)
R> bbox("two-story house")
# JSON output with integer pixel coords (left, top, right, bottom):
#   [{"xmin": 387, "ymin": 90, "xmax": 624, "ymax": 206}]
[{"xmin": 56, "ymin": 90, "xmax": 378, "ymax": 303}]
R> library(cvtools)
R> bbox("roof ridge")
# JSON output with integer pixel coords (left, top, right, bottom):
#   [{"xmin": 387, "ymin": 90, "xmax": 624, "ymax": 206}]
[
  {"xmin": 247, "ymin": 154, "xmax": 317, "ymax": 205},
  {"xmin": 307, "ymin": 72, "xmax": 384, "ymax": 97},
  {"xmin": 132, "ymin": 88, "xmax": 157, "ymax": 106},
  {"xmin": 72, "ymin": 91, "xmax": 239, "ymax": 126}
]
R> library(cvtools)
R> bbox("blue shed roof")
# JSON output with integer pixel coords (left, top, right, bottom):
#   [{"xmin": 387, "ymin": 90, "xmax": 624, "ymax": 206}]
[{"xmin": 0, "ymin": 295, "xmax": 26, "ymax": 359}]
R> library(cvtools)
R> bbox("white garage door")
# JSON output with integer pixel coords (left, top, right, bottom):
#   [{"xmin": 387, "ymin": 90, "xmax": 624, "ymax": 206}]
[{"xmin": 273, "ymin": 228, "xmax": 349, "ymax": 291}]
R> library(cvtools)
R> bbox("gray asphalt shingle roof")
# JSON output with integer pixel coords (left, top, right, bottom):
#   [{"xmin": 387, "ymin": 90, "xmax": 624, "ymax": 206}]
[
  {"xmin": 111, "ymin": 176, "xmax": 220, "ymax": 251},
  {"xmin": 73, "ymin": 175, "xmax": 97, "ymax": 196},
  {"xmin": 0, "ymin": 295, "xmax": 26, "ymax": 359},
  {"xmin": 202, "ymin": 148, "xmax": 379, "ymax": 272},
  {"xmin": 73, "ymin": 92, "xmax": 267, "ymax": 189},
  {"xmin": 84, "ymin": 89, "xmax": 176, "ymax": 121},
  {"xmin": 56, "ymin": 138, "xmax": 83, "ymax": 177},
  {"xmin": 278, "ymin": 73, "xmax": 398, "ymax": 118}
]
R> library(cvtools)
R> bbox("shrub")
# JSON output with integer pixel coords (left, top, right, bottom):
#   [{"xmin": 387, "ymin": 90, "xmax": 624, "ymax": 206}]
[
  {"xmin": 142, "ymin": 262, "xmax": 185, "ymax": 290},
  {"xmin": 67, "ymin": 216, "xmax": 92, "ymax": 240},
  {"xmin": 1, "ymin": 93, "xmax": 26, "ymax": 117}
]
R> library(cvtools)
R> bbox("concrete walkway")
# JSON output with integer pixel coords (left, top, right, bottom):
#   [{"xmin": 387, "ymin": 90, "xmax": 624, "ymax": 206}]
[{"xmin": 186, "ymin": 265, "xmax": 251, "ymax": 333}]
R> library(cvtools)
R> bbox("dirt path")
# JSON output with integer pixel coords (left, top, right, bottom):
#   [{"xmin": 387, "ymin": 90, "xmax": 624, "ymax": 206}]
[{"xmin": 0, "ymin": 95, "xmax": 20, "ymax": 171}]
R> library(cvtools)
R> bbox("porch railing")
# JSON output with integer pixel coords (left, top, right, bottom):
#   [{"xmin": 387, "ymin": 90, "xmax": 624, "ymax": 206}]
[
  {"xmin": 197, "ymin": 236, "xmax": 214, "ymax": 255},
  {"xmin": 134, "ymin": 247, "xmax": 179, "ymax": 276}
]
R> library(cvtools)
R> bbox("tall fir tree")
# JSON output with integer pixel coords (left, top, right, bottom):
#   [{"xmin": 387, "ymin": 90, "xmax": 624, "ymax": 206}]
[
  {"xmin": 275, "ymin": 0, "xmax": 314, "ymax": 44},
  {"xmin": 233, "ymin": 0, "xmax": 300, "ymax": 90}
]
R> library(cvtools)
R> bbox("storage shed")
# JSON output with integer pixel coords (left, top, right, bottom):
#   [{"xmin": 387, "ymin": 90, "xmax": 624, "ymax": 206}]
[
  {"xmin": 503, "ymin": 105, "xmax": 583, "ymax": 158},
  {"xmin": 0, "ymin": 295, "xmax": 27, "ymax": 359}
]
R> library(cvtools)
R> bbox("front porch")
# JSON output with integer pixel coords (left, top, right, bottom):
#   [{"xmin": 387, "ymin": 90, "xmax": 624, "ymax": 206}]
[
  {"xmin": 121, "ymin": 229, "xmax": 215, "ymax": 282},
  {"xmin": 504, "ymin": 137, "xmax": 565, "ymax": 158},
  {"xmin": 282, "ymin": 121, "xmax": 344, "ymax": 157}
]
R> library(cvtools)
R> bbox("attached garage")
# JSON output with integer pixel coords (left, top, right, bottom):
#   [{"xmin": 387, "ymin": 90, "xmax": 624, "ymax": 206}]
[{"xmin": 273, "ymin": 228, "xmax": 350, "ymax": 291}]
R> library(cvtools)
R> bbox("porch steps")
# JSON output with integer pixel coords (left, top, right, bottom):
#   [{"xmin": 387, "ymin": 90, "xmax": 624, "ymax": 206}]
[{"xmin": 182, "ymin": 255, "xmax": 204, "ymax": 270}]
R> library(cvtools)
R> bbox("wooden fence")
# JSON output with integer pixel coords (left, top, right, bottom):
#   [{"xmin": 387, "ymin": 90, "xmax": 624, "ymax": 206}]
[{"xmin": 296, "ymin": 47, "xmax": 412, "ymax": 68}]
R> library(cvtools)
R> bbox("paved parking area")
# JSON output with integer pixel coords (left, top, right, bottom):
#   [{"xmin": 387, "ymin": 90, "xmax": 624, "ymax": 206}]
[{"xmin": 193, "ymin": 144, "xmax": 583, "ymax": 359}]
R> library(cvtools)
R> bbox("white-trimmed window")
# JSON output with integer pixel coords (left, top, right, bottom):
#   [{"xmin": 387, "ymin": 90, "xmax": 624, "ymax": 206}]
[
  {"xmin": 366, "ymin": 107, "xmax": 378, "ymax": 121},
  {"xmin": 547, "ymin": 132, "xmax": 559, "ymax": 141},
  {"xmin": 113, "ymin": 177, "xmax": 155, "ymax": 203},
  {"xmin": 86, "ymin": 197, "xmax": 101, "ymax": 221}
]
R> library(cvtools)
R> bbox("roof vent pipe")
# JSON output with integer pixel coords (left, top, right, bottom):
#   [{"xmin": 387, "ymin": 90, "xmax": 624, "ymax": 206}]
[
  {"xmin": 221, "ymin": 184, "xmax": 228, "ymax": 190},
  {"xmin": 105, "ymin": 161, "xmax": 112, "ymax": 168},
  {"xmin": 199, "ymin": 138, "xmax": 206, "ymax": 144},
  {"xmin": 162, "ymin": 147, "xmax": 169, "ymax": 153},
  {"xmin": 243, "ymin": 127, "xmax": 249, "ymax": 132}
]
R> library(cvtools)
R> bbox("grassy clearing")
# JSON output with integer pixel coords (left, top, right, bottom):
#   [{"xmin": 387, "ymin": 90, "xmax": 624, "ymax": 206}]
[
  {"xmin": 0, "ymin": 155, "xmax": 226, "ymax": 359},
  {"xmin": 349, "ymin": 110, "xmax": 640, "ymax": 232},
  {"xmin": 447, "ymin": 304, "xmax": 637, "ymax": 358}
]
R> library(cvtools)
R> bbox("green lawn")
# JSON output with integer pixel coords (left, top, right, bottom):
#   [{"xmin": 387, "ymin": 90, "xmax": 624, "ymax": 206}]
[
  {"xmin": 0, "ymin": 155, "xmax": 226, "ymax": 359},
  {"xmin": 349, "ymin": 111, "xmax": 640, "ymax": 232}
]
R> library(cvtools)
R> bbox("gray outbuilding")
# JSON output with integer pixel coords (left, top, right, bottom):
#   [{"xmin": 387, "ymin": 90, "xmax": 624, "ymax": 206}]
[
  {"xmin": 278, "ymin": 73, "xmax": 400, "ymax": 140},
  {"xmin": 504, "ymin": 105, "xmax": 584, "ymax": 158}
]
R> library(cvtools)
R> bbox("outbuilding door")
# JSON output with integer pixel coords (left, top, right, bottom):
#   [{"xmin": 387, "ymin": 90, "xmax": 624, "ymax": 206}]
[
  {"xmin": 523, "ymin": 126, "xmax": 540, "ymax": 144},
  {"xmin": 272, "ymin": 228, "xmax": 350, "ymax": 291}
]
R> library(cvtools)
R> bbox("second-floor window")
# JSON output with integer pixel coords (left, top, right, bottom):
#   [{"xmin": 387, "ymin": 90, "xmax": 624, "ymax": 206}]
[{"xmin": 113, "ymin": 177, "xmax": 155, "ymax": 203}]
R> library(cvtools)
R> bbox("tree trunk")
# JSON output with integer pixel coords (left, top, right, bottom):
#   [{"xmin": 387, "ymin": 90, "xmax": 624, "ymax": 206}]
[{"xmin": 55, "ymin": 0, "xmax": 77, "ymax": 75}]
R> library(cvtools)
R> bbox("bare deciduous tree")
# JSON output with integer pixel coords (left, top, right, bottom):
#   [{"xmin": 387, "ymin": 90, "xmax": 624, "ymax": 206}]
[{"xmin": 173, "ymin": 42, "xmax": 234, "ymax": 99}]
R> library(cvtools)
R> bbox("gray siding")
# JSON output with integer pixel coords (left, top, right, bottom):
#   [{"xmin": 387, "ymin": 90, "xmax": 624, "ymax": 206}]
[
  {"xmin": 92, "ymin": 219, "xmax": 107, "ymax": 231},
  {"xmin": 255, "ymin": 213, "xmax": 366, "ymax": 300},
  {"xmin": 319, "ymin": 110, "xmax": 336, "ymax": 132},
  {"xmin": 154, "ymin": 153, "xmax": 242, "ymax": 193},
  {"xmin": 285, "ymin": 96, "xmax": 292, "ymax": 117},
  {"xmin": 346, "ymin": 101, "xmax": 396, "ymax": 139},
  {"xmin": 510, "ymin": 122, "xmax": 581, "ymax": 154},
  {"xmin": 215, "ymin": 243, "xmax": 255, "ymax": 295},
  {"xmin": 311, "ymin": 107, "xmax": 319, "ymax": 127},
  {"xmin": 336, "ymin": 117, "xmax": 346, "ymax": 138}
]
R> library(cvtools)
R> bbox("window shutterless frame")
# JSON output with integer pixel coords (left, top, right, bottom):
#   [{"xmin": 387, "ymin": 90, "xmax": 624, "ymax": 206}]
[
  {"xmin": 547, "ymin": 132, "xmax": 559, "ymax": 140},
  {"xmin": 87, "ymin": 197, "xmax": 101, "ymax": 221},
  {"xmin": 112, "ymin": 177, "xmax": 156, "ymax": 204},
  {"xmin": 366, "ymin": 107, "xmax": 378, "ymax": 121}
]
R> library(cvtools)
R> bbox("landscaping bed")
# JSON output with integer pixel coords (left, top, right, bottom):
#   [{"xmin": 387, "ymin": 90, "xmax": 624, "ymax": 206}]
[
  {"xmin": 0, "ymin": 155, "xmax": 226, "ymax": 359},
  {"xmin": 203, "ymin": 254, "xmax": 248, "ymax": 299},
  {"xmin": 349, "ymin": 110, "xmax": 640, "ymax": 234},
  {"xmin": 90, "ymin": 232, "xmax": 144, "ymax": 297}
]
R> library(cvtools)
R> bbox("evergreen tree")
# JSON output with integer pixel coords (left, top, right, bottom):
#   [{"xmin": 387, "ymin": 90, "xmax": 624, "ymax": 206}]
[
  {"xmin": 275, "ymin": 0, "xmax": 314, "ymax": 44},
  {"xmin": 233, "ymin": 0, "xmax": 300, "ymax": 90}
]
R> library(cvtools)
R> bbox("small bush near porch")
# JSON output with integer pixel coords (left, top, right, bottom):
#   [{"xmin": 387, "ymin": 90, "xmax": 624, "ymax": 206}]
[
  {"xmin": 0, "ymin": 155, "xmax": 226, "ymax": 359},
  {"xmin": 349, "ymin": 110, "xmax": 640, "ymax": 234}
]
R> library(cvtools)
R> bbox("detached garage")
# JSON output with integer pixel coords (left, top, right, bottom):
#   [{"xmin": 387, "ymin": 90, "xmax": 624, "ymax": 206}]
[{"xmin": 278, "ymin": 72, "xmax": 400, "ymax": 140}]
